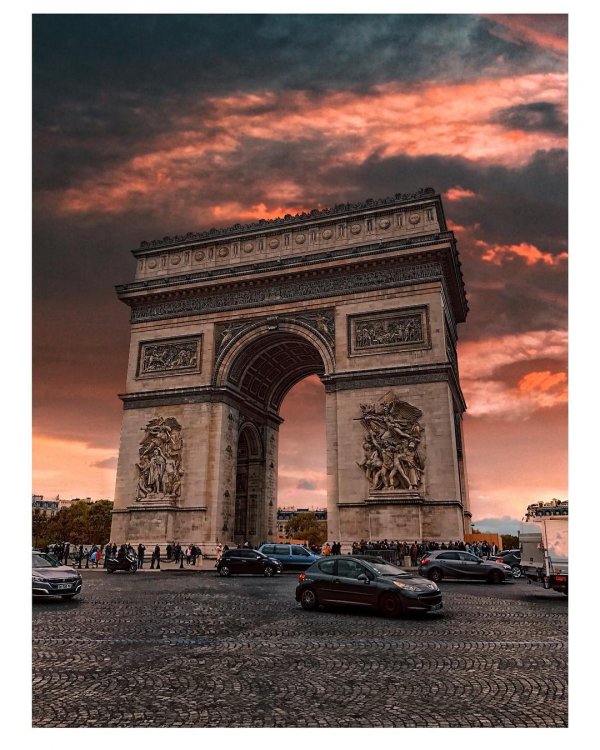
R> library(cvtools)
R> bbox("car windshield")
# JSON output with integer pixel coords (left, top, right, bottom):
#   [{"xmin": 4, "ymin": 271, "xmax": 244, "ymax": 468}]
[
  {"xmin": 365, "ymin": 561, "xmax": 410, "ymax": 577},
  {"xmin": 32, "ymin": 553, "xmax": 61, "ymax": 568}
]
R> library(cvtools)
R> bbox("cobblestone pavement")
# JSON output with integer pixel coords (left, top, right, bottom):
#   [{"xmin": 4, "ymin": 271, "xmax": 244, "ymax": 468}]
[{"xmin": 32, "ymin": 572, "xmax": 567, "ymax": 728}]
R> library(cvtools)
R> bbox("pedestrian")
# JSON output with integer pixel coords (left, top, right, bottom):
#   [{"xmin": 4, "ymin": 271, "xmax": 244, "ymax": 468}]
[
  {"xmin": 216, "ymin": 543, "xmax": 223, "ymax": 562},
  {"xmin": 137, "ymin": 543, "xmax": 146, "ymax": 569},
  {"xmin": 63, "ymin": 542, "xmax": 70, "ymax": 566},
  {"xmin": 166, "ymin": 544, "xmax": 172, "ymax": 561},
  {"xmin": 322, "ymin": 542, "xmax": 332, "ymax": 556},
  {"xmin": 77, "ymin": 544, "xmax": 84, "ymax": 569},
  {"xmin": 186, "ymin": 545, "xmax": 192, "ymax": 565},
  {"xmin": 111, "ymin": 542, "xmax": 117, "ymax": 558},
  {"xmin": 410, "ymin": 542, "xmax": 418, "ymax": 566},
  {"xmin": 150, "ymin": 544, "xmax": 161, "ymax": 569}
]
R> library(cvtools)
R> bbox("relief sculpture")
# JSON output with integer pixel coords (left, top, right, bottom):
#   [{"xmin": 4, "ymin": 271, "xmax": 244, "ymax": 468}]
[
  {"xmin": 136, "ymin": 417, "xmax": 184, "ymax": 501},
  {"xmin": 139, "ymin": 337, "xmax": 200, "ymax": 376},
  {"xmin": 356, "ymin": 393, "xmax": 425, "ymax": 491}
]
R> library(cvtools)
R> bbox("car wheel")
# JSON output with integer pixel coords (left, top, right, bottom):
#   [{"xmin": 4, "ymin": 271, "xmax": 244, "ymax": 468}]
[
  {"xmin": 219, "ymin": 565, "xmax": 231, "ymax": 577},
  {"xmin": 488, "ymin": 570, "xmax": 503, "ymax": 584},
  {"xmin": 264, "ymin": 566, "xmax": 274, "ymax": 577},
  {"xmin": 511, "ymin": 565, "xmax": 522, "ymax": 579},
  {"xmin": 300, "ymin": 588, "xmax": 318, "ymax": 611},
  {"xmin": 379, "ymin": 592, "xmax": 404, "ymax": 618},
  {"xmin": 129, "ymin": 565, "xmax": 137, "ymax": 573},
  {"xmin": 106, "ymin": 568, "xmax": 115, "ymax": 574},
  {"xmin": 428, "ymin": 568, "xmax": 443, "ymax": 583}
]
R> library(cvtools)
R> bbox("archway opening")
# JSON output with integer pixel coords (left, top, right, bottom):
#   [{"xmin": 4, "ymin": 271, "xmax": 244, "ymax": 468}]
[
  {"xmin": 278, "ymin": 374, "xmax": 326, "ymax": 516},
  {"xmin": 220, "ymin": 326, "xmax": 331, "ymax": 546}
]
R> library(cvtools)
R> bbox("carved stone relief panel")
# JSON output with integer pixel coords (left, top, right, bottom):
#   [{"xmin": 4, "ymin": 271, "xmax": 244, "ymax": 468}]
[
  {"xmin": 135, "ymin": 417, "xmax": 184, "ymax": 503},
  {"xmin": 348, "ymin": 306, "xmax": 430, "ymax": 356},
  {"xmin": 356, "ymin": 392, "xmax": 425, "ymax": 493},
  {"xmin": 137, "ymin": 335, "xmax": 202, "ymax": 378}
]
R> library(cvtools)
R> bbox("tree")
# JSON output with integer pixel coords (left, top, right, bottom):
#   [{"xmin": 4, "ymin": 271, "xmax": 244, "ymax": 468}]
[
  {"xmin": 284, "ymin": 512, "xmax": 327, "ymax": 547},
  {"xmin": 501, "ymin": 533, "xmax": 519, "ymax": 550},
  {"xmin": 31, "ymin": 500, "xmax": 114, "ymax": 548}
]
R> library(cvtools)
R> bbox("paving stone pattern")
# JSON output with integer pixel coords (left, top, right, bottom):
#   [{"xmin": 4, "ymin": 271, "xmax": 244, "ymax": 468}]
[{"xmin": 32, "ymin": 573, "xmax": 567, "ymax": 727}]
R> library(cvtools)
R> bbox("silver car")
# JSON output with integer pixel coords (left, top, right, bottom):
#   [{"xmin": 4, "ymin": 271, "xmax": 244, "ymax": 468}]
[
  {"xmin": 32, "ymin": 550, "xmax": 83, "ymax": 599},
  {"xmin": 418, "ymin": 550, "xmax": 513, "ymax": 584}
]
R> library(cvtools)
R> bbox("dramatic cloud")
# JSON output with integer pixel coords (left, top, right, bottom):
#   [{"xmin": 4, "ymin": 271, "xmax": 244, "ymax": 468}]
[
  {"xmin": 51, "ymin": 72, "xmax": 567, "ymax": 220},
  {"xmin": 32, "ymin": 14, "xmax": 567, "ymax": 517},
  {"xmin": 459, "ymin": 329, "xmax": 567, "ymax": 418}
]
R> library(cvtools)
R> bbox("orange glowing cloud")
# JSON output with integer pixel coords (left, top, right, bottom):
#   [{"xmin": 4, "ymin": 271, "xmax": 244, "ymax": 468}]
[
  {"xmin": 444, "ymin": 186, "xmax": 478, "ymax": 201},
  {"xmin": 458, "ymin": 330, "xmax": 568, "ymax": 418},
  {"xmin": 479, "ymin": 240, "xmax": 568, "ymax": 266},
  {"xmin": 33, "ymin": 434, "xmax": 117, "ymax": 500},
  {"xmin": 57, "ymin": 73, "xmax": 567, "ymax": 217}
]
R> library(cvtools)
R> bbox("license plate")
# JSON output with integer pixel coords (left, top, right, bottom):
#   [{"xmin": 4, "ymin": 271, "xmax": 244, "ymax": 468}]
[
  {"xmin": 56, "ymin": 583, "xmax": 72, "ymax": 590},
  {"xmin": 430, "ymin": 602, "xmax": 443, "ymax": 611}
]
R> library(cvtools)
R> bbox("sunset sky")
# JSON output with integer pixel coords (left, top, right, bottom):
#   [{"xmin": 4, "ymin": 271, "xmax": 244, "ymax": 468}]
[{"xmin": 32, "ymin": 12, "xmax": 569, "ymax": 534}]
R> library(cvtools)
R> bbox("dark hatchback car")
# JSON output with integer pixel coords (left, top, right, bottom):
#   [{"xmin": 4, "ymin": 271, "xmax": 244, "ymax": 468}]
[
  {"xmin": 295, "ymin": 555, "xmax": 442, "ymax": 617},
  {"xmin": 32, "ymin": 551, "xmax": 83, "ymax": 599},
  {"xmin": 418, "ymin": 550, "xmax": 513, "ymax": 583},
  {"xmin": 216, "ymin": 548, "xmax": 283, "ymax": 577},
  {"xmin": 487, "ymin": 549, "xmax": 522, "ymax": 578}
]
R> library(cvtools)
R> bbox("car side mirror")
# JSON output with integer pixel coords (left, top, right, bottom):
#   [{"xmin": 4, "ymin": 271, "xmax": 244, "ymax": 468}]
[{"xmin": 357, "ymin": 573, "xmax": 369, "ymax": 583}]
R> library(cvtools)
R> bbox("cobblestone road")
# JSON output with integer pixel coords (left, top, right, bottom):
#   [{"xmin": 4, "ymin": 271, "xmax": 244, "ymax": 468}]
[{"xmin": 32, "ymin": 571, "xmax": 567, "ymax": 727}]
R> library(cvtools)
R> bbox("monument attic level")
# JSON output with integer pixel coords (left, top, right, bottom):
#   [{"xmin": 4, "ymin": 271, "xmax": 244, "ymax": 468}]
[{"xmin": 111, "ymin": 189, "xmax": 470, "ymax": 550}]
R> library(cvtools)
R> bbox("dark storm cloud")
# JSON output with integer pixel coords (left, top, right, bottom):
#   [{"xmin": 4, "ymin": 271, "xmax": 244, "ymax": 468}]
[
  {"xmin": 491, "ymin": 102, "xmax": 567, "ymax": 135},
  {"xmin": 90, "ymin": 456, "xmax": 119, "ymax": 469},
  {"xmin": 33, "ymin": 14, "xmax": 566, "ymax": 194},
  {"xmin": 297, "ymin": 480, "xmax": 317, "ymax": 491}
]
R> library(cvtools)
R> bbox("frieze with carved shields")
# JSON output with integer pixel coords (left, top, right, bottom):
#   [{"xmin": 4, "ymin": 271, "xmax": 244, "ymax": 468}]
[
  {"xmin": 135, "ymin": 417, "xmax": 184, "ymax": 502},
  {"xmin": 356, "ymin": 393, "xmax": 425, "ymax": 491}
]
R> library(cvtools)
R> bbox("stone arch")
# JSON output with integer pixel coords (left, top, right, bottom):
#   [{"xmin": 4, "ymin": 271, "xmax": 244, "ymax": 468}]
[{"xmin": 213, "ymin": 319, "xmax": 334, "ymax": 413}]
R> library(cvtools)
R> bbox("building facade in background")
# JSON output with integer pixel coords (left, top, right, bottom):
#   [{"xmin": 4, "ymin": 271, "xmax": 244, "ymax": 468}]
[{"xmin": 111, "ymin": 189, "xmax": 470, "ymax": 552}]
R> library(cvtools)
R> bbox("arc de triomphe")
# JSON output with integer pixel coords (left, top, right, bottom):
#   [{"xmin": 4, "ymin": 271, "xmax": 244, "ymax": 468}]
[{"xmin": 110, "ymin": 188, "xmax": 471, "ymax": 551}]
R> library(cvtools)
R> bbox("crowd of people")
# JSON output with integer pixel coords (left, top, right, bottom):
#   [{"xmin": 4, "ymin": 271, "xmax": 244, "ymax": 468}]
[
  {"xmin": 43, "ymin": 537, "xmax": 501, "ymax": 569},
  {"xmin": 347, "ymin": 538, "xmax": 500, "ymax": 565}
]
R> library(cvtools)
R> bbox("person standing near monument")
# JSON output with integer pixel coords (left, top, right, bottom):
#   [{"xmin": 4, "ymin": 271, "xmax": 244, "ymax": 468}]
[
  {"xmin": 137, "ymin": 543, "xmax": 146, "ymax": 569},
  {"xmin": 150, "ymin": 544, "xmax": 161, "ymax": 569}
]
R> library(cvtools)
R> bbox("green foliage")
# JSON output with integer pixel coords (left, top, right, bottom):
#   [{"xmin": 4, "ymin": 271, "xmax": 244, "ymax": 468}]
[
  {"xmin": 284, "ymin": 512, "xmax": 327, "ymax": 547},
  {"xmin": 501, "ymin": 533, "xmax": 519, "ymax": 550},
  {"xmin": 32, "ymin": 500, "xmax": 114, "ymax": 548}
]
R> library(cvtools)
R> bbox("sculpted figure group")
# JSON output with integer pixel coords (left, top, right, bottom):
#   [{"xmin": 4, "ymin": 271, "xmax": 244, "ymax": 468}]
[
  {"xmin": 136, "ymin": 417, "xmax": 184, "ymax": 501},
  {"xmin": 357, "ymin": 395, "xmax": 425, "ymax": 492}
]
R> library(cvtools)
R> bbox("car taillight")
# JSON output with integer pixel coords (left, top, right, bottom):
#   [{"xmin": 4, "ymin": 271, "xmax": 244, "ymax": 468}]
[
  {"xmin": 298, "ymin": 572, "xmax": 306, "ymax": 582},
  {"xmin": 555, "ymin": 575, "xmax": 566, "ymax": 582},
  {"xmin": 421, "ymin": 558, "xmax": 430, "ymax": 565}
]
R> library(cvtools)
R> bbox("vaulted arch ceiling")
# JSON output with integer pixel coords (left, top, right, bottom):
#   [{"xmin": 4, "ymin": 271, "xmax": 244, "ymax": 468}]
[{"xmin": 228, "ymin": 332, "xmax": 324, "ymax": 412}]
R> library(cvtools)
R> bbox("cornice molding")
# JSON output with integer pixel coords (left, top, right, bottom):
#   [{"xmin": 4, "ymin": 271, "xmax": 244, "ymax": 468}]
[{"xmin": 133, "ymin": 188, "xmax": 440, "ymax": 253}]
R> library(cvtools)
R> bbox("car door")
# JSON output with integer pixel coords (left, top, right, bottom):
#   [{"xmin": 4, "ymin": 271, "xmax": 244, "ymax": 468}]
[
  {"xmin": 334, "ymin": 558, "xmax": 378, "ymax": 606},
  {"xmin": 247, "ymin": 551, "xmax": 265, "ymax": 573},
  {"xmin": 275, "ymin": 544, "xmax": 293, "ymax": 567},
  {"xmin": 291, "ymin": 545, "xmax": 313, "ymax": 569},
  {"xmin": 312, "ymin": 558, "xmax": 338, "ymax": 603},
  {"xmin": 232, "ymin": 550, "xmax": 253, "ymax": 573},
  {"xmin": 435, "ymin": 551, "xmax": 464, "ymax": 578},
  {"xmin": 457, "ymin": 552, "xmax": 485, "ymax": 579}
]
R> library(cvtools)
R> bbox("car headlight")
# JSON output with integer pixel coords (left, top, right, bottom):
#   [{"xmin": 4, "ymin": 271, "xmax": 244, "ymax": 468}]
[
  {"xmin": 32, "ymin": 575, "xmax": 46, "ymax": 583},
  {"xmin": 393, "ymin": 580, "xmax": 418, "ymax": 592}
]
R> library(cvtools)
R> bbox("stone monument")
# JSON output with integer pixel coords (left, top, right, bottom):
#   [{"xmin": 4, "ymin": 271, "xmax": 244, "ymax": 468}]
[{"xmin": 110, "ymin": 188, "xmax": 471, "ymax": 551}]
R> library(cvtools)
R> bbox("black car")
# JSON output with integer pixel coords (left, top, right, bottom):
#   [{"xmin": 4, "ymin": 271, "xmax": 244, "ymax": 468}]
[
  {"xmin": 216, "ymin": 548, "xmax": 283, "ymax": 577},
  {"xmin": 488, "ymin": 549, "xmax": 522, "ymax": 578},
  {"xmin": 295, "ymin": 555, "xmax": 442, "ymax": 617},
  {"xmin": 32, "ymin": 550, "xmax": 83, "ymax": 599},
  {"xmin": 418, "ymin": 550, "xmax": 513, "ymax": 583}
]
